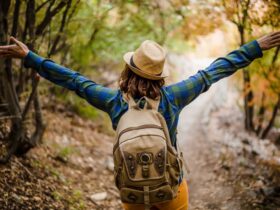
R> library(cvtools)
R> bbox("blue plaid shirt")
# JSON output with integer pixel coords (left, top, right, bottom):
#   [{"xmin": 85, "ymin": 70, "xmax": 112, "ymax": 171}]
[{"xmin": 24, "ymin": 40, "xmax": 263, "ymax": 147}]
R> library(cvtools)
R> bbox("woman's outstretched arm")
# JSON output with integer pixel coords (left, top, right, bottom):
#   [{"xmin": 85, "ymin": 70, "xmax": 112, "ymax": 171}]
[
  {"xmin": 165, "ymin": 32, "xmax": 280, "ymax": 111},
  {"xmin": 0, "ymin": 37, "xmax": 119, "ymax": 114}
]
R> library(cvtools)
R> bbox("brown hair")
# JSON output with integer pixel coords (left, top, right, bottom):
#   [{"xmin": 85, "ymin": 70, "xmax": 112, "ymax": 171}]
[{"xmin": 119, "ymin": 65, "xmax": 165, "ymax": 100}]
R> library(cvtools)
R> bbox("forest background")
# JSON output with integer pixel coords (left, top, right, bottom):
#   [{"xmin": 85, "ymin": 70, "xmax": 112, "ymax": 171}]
[{"xmin": 0, "ymin": 0, "xmax": 280, "ymax": 210}]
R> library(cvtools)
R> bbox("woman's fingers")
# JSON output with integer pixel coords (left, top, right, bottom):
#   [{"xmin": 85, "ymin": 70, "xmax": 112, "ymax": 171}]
[
  {"xmin": 10, "ymin": 36, "xmax": 22, "ymax": 47},
  {"xmin": 271, "ymin": 38, "xmax": 280, "ymax": 44},
  {"xmin": 270, "ymin": 31, "xmax": 280, "ymax": 37},
  {"xmin": 0, "ymin": 45, "xmax": 19, "ymax": 54},
  {"xmin": 271, "ymin": 36, "xmax": 280, "ymax": 42},
  {"xmin": 0, "ymin": 46, "xmax": 20, "ymax": 59},
  {"xmin": 10, "ymin": 36, "xmax": 20, "ymax": 46},
  {"xmin": 0, "ymin": 49, "xmax": 11, "ymax": 55},
  {"xmin": 0, "ymin": 45, "xmax": 19, "ymax": 55},
  {"xmin": 0, "ymin": 44, "xmax": 16, "ymax": 50},
  {"xmin": 257, "ymin": 31, "xmax": 280, "ymax": 50},
  {"xmin": 271, "ymin": 34, "xmax": 280, "ymax": 41},
  {"xmin": 270, "ymin": 42, "xmax": 280, "ymax": 48},
  {"xmin": 0, "ymin": 37, "xmax": 29, "ymax": 59},
  {"xmin": 272, "ymin": 31, "xmax": 280, "ymax": 36},
  {"xmin": 9, "ymin": 36, "xmax": 29, "ymax": 58},
  {"xmin": 270, "ymin": 37, "xmax": 280, "ymax": 45}
]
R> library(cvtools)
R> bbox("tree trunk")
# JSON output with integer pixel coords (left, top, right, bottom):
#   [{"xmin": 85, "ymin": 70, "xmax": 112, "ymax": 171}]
[
  {"xmin": 256, "ymin": 93, "xmax": 266, "ymax": 135},
  {"xmin": 235, "ymin": 0, "xmax": 255, "ymax": 132},
  {"xmin": 0, "ymin": 0, "xmax": 28, "ymax": 163},
  {"xmin": 260, "ymin": 95, "xmax": 280, "ymax": 139}
]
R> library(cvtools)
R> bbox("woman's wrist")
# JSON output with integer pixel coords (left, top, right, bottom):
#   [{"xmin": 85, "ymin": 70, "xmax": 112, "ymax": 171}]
[
  {"xmin": 23, "ymin": 51, "xmax": 45, "ymax": 70},
  {"xmin": 22, "ymin": 49, "xmax": 30, "ymax": 58}
]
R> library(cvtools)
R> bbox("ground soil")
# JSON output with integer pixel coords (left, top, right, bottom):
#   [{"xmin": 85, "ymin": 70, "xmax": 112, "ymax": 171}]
[{"xmin": 0, "ymin": 106, "xmax": 122, "ymax": 210}]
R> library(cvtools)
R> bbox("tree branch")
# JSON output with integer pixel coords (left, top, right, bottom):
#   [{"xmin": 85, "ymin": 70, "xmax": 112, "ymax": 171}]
[
  {"xmin": 36, "ymin": 0, "xmax": 67, "ymax": 35},
  {"xmin": 49, "ymin": 0, "xmax": 72, "ymax": 55}
]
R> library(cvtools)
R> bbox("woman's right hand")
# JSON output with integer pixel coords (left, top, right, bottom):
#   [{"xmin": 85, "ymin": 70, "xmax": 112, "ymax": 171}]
[
  {"xmin": 0, "ymin": 36, "xmax": 29, "ymax": 59},
  {"xmin": 257, "ymin": 31, "xmax": 280, "ymax": 51}
]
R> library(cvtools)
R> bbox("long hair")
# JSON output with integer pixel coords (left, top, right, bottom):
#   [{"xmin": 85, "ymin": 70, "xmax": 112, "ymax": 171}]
[{"xmin": 119, "ymin": 65, "xmax": 165, "ymax": 100}]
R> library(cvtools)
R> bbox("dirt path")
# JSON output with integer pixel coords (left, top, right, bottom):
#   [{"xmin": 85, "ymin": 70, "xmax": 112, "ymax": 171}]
[
  {"xmin": 178, "ymin": 88, "xmax": 241, "ymax": 210},
  {"xmin": 170, "ymin": 54, "xmax": 241, "ymax": 210}
]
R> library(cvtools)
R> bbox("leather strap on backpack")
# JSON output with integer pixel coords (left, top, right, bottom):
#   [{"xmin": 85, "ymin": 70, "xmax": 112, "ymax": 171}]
[{"xmin": 143, "ymin": 186, "xmax": 150, "ymax": 210}]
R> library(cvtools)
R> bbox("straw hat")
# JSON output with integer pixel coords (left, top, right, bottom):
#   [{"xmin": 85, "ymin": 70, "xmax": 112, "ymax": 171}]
[{"xmin": 123, "ymin": 40, "xmax": 168, "ymax": 80}]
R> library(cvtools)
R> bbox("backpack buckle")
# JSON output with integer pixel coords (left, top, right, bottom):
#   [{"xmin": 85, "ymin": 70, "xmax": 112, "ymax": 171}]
[
  {"xmin": 138, "ymin": 152, "xmax": 153, "ymax": 165},
  {"xmin": 137, "ymin": 152, "xmax": 153, "ymax": 178}
]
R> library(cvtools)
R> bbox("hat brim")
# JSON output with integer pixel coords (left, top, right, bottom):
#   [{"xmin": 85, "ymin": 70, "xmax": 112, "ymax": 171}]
[{"xmin": 123, "ymin": 52, "xmax": 168, "ymax": 80}]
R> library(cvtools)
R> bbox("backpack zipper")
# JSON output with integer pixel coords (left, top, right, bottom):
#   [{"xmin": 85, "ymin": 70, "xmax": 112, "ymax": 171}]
[
  {"xmin": 113, "ymin": 125, "xmax": 163, "ymax": 153},
  {"xmin": 118, "ymin": 124, "xmax": 163, "ymax": 140}
]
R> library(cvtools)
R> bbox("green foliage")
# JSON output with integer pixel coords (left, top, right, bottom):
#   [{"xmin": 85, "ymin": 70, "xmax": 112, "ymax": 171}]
[
  {"xmin": 68, "ymin": 190, "xmax": 85, "ymax": 210},
  {"xmin": 165, "ymin": 34, "xmax": 193, "ymax": 53},
  {"xmin": 70, "ymin": 96, "xmax": 100, "ymax": 120},
  {"xmin": 57, "ymin": 146, "xmax": 74, "ymax": 160},
  {"xmin": 58, "ymin": 0, "xmax": 188, "ymax": 74},
  {"xmin": 51, "ymin": 180, "xmax": 85, "ymax": 209},
  {"xmin": 53, "ymin": 86, "xmax": 100, "ymax": 120},
  {"xmin": 51, "ymin": 191, "xmax": 63, "ymax": 201}
]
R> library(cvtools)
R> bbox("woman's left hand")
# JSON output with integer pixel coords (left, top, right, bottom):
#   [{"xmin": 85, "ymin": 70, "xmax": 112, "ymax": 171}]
[
  {"xmin": 257, "ymin": 31, "xmax": 280, "ymax": 51},
  {"xmin": 0, "ymin": 36, "xmax": 29, "ymax": 59}
]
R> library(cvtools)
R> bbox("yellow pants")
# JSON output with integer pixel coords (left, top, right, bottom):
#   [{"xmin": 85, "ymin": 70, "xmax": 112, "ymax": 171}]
[{"xmin": 123, "ymin": 179, "xmax": 189, "ymax": 210}]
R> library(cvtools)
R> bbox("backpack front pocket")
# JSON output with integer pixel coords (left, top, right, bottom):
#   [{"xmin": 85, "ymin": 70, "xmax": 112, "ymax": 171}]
[
  {"xmin": 120, "ymin": 134, "xmax": 167, "ymax": 183},
  {"xmin": 120, "ymin": 184, "xmax": 173, "ymax": 204}
]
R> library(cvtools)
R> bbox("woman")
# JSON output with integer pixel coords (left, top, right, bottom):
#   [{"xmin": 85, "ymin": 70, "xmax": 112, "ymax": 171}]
[{"xmin": 0, "ymin": 32, "xmax": 280, "ymax": 210}]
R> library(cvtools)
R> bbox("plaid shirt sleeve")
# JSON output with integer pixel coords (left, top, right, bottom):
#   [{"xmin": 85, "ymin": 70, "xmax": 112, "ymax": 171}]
[
  {"xmin": 165, "ymin": 40, "xmax": 263, "ymax": 111},
  {"xmin": 23, "ymin": 51, "xmax": 118, "ymax": 113}
]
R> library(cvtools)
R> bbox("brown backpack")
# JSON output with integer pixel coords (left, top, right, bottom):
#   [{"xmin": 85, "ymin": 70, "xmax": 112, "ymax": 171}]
[{"xmin": 113, "ymin": 94, "xmax": 183, "ymax": 210}]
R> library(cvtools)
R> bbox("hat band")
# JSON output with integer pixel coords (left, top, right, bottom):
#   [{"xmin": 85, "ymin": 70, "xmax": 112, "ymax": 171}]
[
  {"xmin": 130, "ymin": 56, "xmax": 162, "ymax": 76},
  {"xmin": 130, "ymin": 56, "xmax": 140, "ymax": 70}
]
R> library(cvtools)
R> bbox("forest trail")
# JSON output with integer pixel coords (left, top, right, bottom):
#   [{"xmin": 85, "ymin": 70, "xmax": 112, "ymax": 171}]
[
  {"xmin": 171, "ymin": 54, "xmax": 241, "ymax": 210},
  {"xmin": 178, "ymin": 86, "xmax": 241, "ymax": 210},
  {"xmin": 1, "ymin": 53, "xmax": 279, "ymax": 210}
]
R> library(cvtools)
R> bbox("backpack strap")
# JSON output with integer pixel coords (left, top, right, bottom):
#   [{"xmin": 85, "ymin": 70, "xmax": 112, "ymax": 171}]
[
  {"xmin": 123, "ymin": 93, "xmax": 138, "ymax": 109},
  {"xmin": 143, "ymin": 96, "xmax": 160, "ymax": 111},
  {"xmin": 156, "ymin": 112, "xmax": 174, "ymax": 149},
  {"xmin": 122, "ymin": 93, "xmax": 160, "ymax": 111},
  {"xmin": 143, "ymin": 186, "xmax": 150, "ymax": 210}
]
